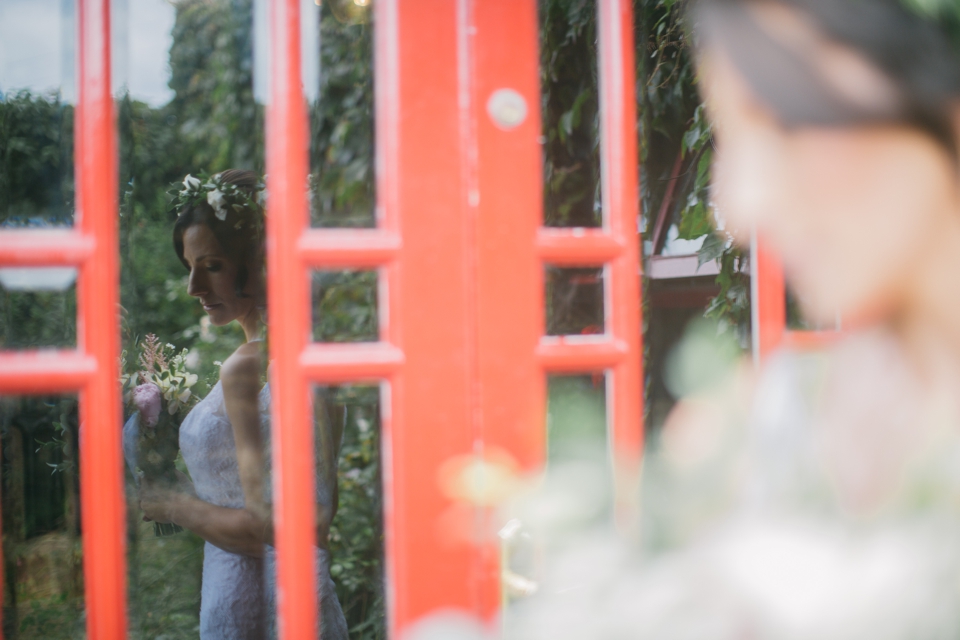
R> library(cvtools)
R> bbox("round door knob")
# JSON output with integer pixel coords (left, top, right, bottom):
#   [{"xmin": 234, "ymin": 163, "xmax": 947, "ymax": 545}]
[{"xmin": 487, "ymin": 88, "xmax": 528, "ymax": 130}]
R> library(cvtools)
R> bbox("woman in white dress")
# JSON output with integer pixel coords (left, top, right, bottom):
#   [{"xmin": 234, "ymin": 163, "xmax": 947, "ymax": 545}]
[{"xmin": 132, "ymin": 169, "xmax": 348, "ymax": 639}]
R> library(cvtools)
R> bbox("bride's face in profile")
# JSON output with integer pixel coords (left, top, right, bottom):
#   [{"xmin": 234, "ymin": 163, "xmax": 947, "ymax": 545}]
[
  {"xmin": 702, "ymin": 49, "xmax": 960, "ymax": 327},
  {"xmin": 182, "ymin": 223, "xmax": 257, "ymax": 327}
]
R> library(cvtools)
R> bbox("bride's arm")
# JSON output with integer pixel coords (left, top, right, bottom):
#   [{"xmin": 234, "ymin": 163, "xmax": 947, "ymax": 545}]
[
  {"xmin": 225, "ymin": 346, "xmax": 337, "ymax": 547},
  {"xmin": 142, "ymin": 343, "xmax": 336, "ymax": 555},
  {"xmin": 140, "ymin": 487, "xmax": 271, "ymax": 557},
  {"xmin": 139, "ymin": 343, "xmax": 272, "ymax": 557},
  {"xmin": 221, "ymin": 343, "xmax": 271, "ymax": 524}
]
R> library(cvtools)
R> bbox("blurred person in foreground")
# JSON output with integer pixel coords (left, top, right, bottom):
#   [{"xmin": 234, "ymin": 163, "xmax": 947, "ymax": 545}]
[{"xmin": 498, "ymin": 1, "xmax": 960, "ymax": 639}]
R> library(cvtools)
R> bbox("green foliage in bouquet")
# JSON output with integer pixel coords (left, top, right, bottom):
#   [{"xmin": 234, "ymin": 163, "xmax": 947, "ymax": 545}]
[{"xmin": 122, "ymin": 335, "xmax": 199, "ymax": 536}]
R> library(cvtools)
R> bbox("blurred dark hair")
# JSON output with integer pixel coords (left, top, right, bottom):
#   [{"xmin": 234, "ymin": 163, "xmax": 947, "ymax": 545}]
[
  {"xmin": 173, "ymin": 169, "xmax": 265, "ymax": 300},
  {"xmin": 691, "ymin": 0, "xmax": 960, "ymax": 155}
]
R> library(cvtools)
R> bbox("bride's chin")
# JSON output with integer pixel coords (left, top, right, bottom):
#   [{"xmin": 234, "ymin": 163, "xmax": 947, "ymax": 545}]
[{"xmin": 205, "ymin": 311, "xmax": 233, "ymax": 326}]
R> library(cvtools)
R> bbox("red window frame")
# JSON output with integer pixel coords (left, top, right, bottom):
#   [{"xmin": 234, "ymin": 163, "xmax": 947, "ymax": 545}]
[
  {"xmin": 0, "ymin": 1, "xmax": 642, "ymax": 638},
  {"xmin": 752, "ymin": 235, "xmax": 841, "ymax": 360},
  {"xmin": 0, "ymin": 1, "xmax": 124, "ymax": 637}
]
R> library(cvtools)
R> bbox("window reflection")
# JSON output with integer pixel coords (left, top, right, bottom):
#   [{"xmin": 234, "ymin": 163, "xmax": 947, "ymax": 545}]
[
  {"xmin": 0, "ymin": 271, "xmax": 76, "ymax": 349},
  {"xmin": 547, "ymin": 373, "xmax": 607, "ymax": 464},
  {"xmin": 1, "ymin": 395, "xmax": 83, "ymax": 638},
  {"xmin": 0, "ymin": 0, "xmax": 76, "ymax": 227},
  {"xmin": 316, "ymin": 384, "xmax": 384, "ymax": 639},
  {"xmin": 109, "ymin": 0, "xmax": 381, "ymax": 637},
  {"xmin": 545, "ymin": 265, "xmax": 605, "ymax": 337},
  {"xmin": 313, "ymin": 270, "xmax": 379, "ymax": 344},
  {"xmin": 540, "ymin": 0, "xmax": 601, "ymax": 228},
  {"xmin": 310, "ymin": 1, "xmax": 376, "ymax": 228}
]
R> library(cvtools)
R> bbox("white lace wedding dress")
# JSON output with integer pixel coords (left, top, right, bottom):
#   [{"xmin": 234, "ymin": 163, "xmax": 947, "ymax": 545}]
[{"xmin": 124, "ymin": 381, "xmax": 349, "ymax": 639}]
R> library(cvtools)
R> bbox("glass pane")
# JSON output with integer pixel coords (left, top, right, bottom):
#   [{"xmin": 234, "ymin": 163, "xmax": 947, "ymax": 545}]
[
  {"xmin": 117, "ymin": 0, "xmax": 274, "ymax": 635},
  {"xmin": 546, "ymin": 373, "xmax": 607, "ymax": 464},
  {"xmin": 315, "ymin": 384, "xmax": 384, "ymax": 639},
  {"xmin": 644, "ymin": 307, "xmax": 702, "ymax": 431},
  {"xmin": 539, "ymin": 0, "xmax": 601, "ymax": 228},
  {"xmin": 0, "ymin": 270, "xmax": 77, "ymax": 349},
  {"xmin": 1, "ymin": 394, "xmax": 84, "ymax": 637},
  {"xmin": 0, "ymin": 0, "xmax": 76, "ymax": 226},
  {"xmin": 502, "ymin": 374, "xmax": 608, "ymax": 618},
  {"xmin": 309, "ymin": 1, "xmax": 376, "ymax": 228},
  {"xmin": 545, "ymin": 265, "xmax": 604, "ymax": 336},
  {"xmin": 312, "ymin": 270, "xmax": 379, "ymax": 343}
]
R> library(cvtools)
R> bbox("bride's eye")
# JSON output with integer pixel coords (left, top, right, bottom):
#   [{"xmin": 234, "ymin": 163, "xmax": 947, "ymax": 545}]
[{"xmin": 207, "ymin": 261, "xmax": 224, "ymax": 273}]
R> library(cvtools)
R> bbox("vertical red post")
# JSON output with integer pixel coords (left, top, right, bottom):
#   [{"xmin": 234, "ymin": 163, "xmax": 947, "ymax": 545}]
[
  {"xmin": 598, "ymin": 0, "xmax": 643, "ymax": 513},
  {"xmin": 266, "ymin": 0, "xmax": 318, "ymax": 638},
  {"xmin": 751, "ymin": 233, "xmax": 786, "ymax": 363},
  {"xmin": 76, "ymin": 0, "xmax": 126, "ymax": 637},
  {"xmin": 471, "ymin": 0, "xmax": 544, "ymax": 619},
  {"xmin": 267, "ymin": 0, "xmax": 644, "ymax": 635},
  {"xmin": 379, "ymin": 0, "xmax": 478, "ymax": 632}
]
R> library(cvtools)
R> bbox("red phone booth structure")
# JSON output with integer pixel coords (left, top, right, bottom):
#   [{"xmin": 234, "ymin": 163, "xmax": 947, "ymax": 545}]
[
  {"xmin": 0, "ymin": 0, "xmax": 642, "ymax": 638},
  {"xmin": 268, "ymin": 0, "xmax": 642, "ymax": 636},
  {"xmin": 0, "ymin": 1, "xmax": 124, "ymax": 637}
]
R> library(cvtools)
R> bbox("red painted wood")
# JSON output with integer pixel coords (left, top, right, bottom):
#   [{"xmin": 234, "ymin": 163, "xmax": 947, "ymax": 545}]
[
  {"xmin": 0, "ymin": 351, "xmax": 97, "ymax": 393},
  {"xmin": 598, "ymin": 0, "xmax": 644, "ymax": 519},
  {"xmin": 752, "ymin": 234, "xmax": 787, "ymax": 362},
  {"xmin": 536, "ymin": 339, "xmax": 630, "ymax": 372},
  {"xmin": 0, "ymin": 230, "xmax": 95, "ymax": 266},
  {"xmin": 266, "ymin": 0, "xmax": 318, "ymax": 638},
  {"xmin": 378, "ymin": 0, "xmax": 476, "ymax": 632},
  {"xmin": 753, "ymin": 237, "xmax": 845, "ymax": 360},
  {"xmin": 298, "ymin": 229, "xmax": 400, "ymax": 267},
  {"xmin": 265, "ymin": 0, "xmax": 647, "ymax": 635},
  {"xmin": 299, "ymin": 343, "xmax": 403, "ymax": 382},
  {"xmin": 471, "ymin": 0, "xmax": 544, "ymax": 618},
  {"xmin": 76, "ymin": 0, "xmax": 126, "ymax": 637},
  {"xmin": 536, "ymin": 228, "xmax": 626, "ymax": 264}
]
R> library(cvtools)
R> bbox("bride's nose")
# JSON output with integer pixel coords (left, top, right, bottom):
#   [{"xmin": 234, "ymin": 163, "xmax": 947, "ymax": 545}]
[{"xmin": 187, "ymin": 268, "xmax": 209, "ymax": 298}]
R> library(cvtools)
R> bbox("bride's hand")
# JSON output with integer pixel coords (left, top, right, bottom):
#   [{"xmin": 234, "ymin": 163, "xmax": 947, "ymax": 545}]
[{"xmin": 139, "ymin": 478, "xmax": 189, "ymax": 524}]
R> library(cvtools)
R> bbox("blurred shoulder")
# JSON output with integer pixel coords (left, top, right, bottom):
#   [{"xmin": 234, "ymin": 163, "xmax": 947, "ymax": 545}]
[{"xmin": 220, "ymin": 341, "xmax": 264, "ymax": 390}]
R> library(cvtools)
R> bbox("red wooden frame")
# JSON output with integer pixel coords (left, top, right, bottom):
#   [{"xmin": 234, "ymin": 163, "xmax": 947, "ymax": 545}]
[
  {"xmin": 0, "ymin": 1, "xmax": 125, "ymax": 639},
  {"xmin": 0, "ymin": 1, "xmax": 642, "ymax": 638},
  {"xmin": 753, "ymin": 234, "xmax": 841, "ymax": 361},
  {"xmin": 267, "ymin": 1, "xmax": 641, "ymax": 636}
]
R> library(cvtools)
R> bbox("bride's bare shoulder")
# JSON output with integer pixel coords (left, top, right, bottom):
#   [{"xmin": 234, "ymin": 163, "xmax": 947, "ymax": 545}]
[{"xmin": 220, "ymin": 342, "xmax": 264, "ymax": 391}]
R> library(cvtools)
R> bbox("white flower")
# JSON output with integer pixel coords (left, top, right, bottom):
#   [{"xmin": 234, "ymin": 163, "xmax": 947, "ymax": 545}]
[
  {"xmin": 181, "ymin": 174, "xmax": 201, "ymax": 194},
  {"xmin": 207, "ymin": 189, "xmax": 227, "ymax": 220}
]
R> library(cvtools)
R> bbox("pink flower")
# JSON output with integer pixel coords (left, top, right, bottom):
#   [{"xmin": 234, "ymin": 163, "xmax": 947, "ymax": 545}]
[{"xmin": 132, "ymin": 383, "xmax": 162, "ymax": 428}]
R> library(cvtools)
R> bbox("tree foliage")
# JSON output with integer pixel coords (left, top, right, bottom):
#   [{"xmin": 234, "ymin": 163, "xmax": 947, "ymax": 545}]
[{"xmin": 638, "ymin": 0, "xmax": 750, "ymax": 340}]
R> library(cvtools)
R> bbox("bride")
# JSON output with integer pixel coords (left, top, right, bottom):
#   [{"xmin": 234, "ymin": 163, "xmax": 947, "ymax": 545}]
[{"xmin": 129, "ymin": 169, "xmax": 348, "ymax": 639}]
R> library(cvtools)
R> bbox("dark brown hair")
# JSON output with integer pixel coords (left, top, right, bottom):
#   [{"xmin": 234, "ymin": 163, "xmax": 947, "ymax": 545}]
[
  {"xmin": 692, "ymin": 0, "xmax": 960, "ymax": 155},
  {"xmin": 172, "ymin": 169, "xmax": 265, "ymax": 300}
]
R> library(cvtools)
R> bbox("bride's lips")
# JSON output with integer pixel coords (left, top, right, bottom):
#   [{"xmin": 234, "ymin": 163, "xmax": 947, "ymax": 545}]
[{"xmin": 202, "ymin": 302, "xmax": 223, "ymax": 312}]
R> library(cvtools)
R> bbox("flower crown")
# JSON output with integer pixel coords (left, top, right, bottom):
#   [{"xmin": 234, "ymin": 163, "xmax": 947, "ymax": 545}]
[{"xmin": 170, "ymin": 171, "xmax": 266, "ymax": 226}]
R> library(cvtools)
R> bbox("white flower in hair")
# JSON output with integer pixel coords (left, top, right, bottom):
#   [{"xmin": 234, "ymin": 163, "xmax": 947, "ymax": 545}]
[
  {"xmin": 207, "ymin": 189, "xmax": 228, "ymax": 220},
  {"xmin": 182, "ymin": 174, "xmax": 201, "ymax": 194}
]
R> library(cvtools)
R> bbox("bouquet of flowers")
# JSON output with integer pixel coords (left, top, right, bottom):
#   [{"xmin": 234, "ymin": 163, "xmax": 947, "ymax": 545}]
[{"xmin": 121, "ymin": 334, "xmax": 199, "ymax": 536}]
